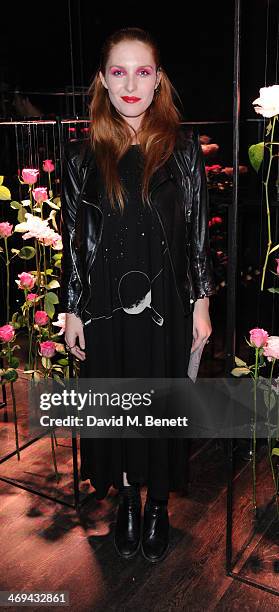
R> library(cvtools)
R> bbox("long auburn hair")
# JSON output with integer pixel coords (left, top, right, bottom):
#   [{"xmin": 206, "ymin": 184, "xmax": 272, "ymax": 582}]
[{"xmin": 88, "ymin": 27, "xmax": 184, "ymax": 212}]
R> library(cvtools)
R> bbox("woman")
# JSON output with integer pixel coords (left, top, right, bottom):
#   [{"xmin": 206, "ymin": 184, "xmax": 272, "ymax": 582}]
[{"xmin": 59, "ymin": 27, "xmax": 215, "ymax": 563}]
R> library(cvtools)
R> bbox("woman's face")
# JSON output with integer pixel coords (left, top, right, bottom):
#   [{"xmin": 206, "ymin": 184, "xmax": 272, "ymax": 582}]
[{"xmin": 99, "ymin": 40, "xmax": 161, "ymax": 130}]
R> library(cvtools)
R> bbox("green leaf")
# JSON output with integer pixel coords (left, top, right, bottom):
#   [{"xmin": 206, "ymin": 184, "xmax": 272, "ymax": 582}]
[
  {"xmin": 235, "ymin": 356, "xmax": 248, "ymax": 367},
  {"xmin": 9, "ymin": 356, "xmax": 19, "ymax": 368},
  {"xmin": 46, "ymin": 280, "xmax": 60, "ymax": 289},
  {"xmin": 44, "ymin": 291, "xmax": 59, "ymax": 319},
  {"xmin": 10, "ymin": 200, "xmax": 21, "ymax": 209},
  {"xmin": 54, "ymin": 261, "xmax": 61, "ymax": 269},
  {"xmin": 52, "ymin": 373, "xmax": 65, "ymax": 386},
  {"xmin": 231, "ymin": 367, "xmax": 251, "ymax": 377},
  {"xmin": 0, "ymin": 185, "xmax": 11, "ymax": 200},
  {"xmin": 248, "ymin": 142, "xmax": 264, "ymax": 172},
  {"xmin": 11, "ymin": 248, "xmax": 20, "ymax": 255},
  {"xmin": 45, "ymin": 268, "xmax": 53, "ymax": 275},
  {"xmin": 268, "ymin": 288, "xmax": 279, "ymax": 294},
  {"xmin": 45, "ymin": 291, "xmax": 59, "ymax": 304},
  {"xmin": 18, "ymin": 246, "xmax": 36, "ymax": 260},
  {"xmin": 266, "ymin": 121, "xmax": 272, "ymax": 136},
  {"xmin": 271, "ymin": 447, "xmax": 279, "ymax": 457},
  {"xmin": 17, "ymin": 206, "xmax": 27, "ymax": 223},
  {"xmin": 52, "ymin": 253, "xmax": 62, "ymax": 261},
  {"xmin": 3, "ymin": 368, "xmax": 18, "ymax": 382},
  {"xmin": 0, "ymin": 176, "xmax": 3, "ymax": 185},
  {"xmin": 47, "ymin": 201, "xmax": 60, "ymax": 211},
  {"xmin": 57, "ymin": 358, "xmax": 68, "ymax": 366}
]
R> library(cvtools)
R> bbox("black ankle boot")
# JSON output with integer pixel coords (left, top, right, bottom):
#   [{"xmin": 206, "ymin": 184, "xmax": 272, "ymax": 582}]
[
  {"xmin": 114, "ymin": 485, "xmax": 142, "ymax": 559},
  {"xmin": 141, "ymin": 497, "xmax": 169, "ymax": 562}
]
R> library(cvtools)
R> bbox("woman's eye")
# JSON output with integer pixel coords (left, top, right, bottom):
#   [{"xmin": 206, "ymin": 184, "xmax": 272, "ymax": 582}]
[
  {"xmin": 138, "ymin": 70, "xmax": 150, "ymax": 76},
  {"xmin": 112, "ymin": 70, "xmax": 124, "ymax": 76}
]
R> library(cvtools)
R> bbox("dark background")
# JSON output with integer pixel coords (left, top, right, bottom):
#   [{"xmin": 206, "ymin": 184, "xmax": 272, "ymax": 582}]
[
  {"xmin": 0, "ymin": 0, "xmax": 278, "ymax": 121},
  {"xmin": 0, "ymin": 0, "xmax": 279, "ymax": 353}
]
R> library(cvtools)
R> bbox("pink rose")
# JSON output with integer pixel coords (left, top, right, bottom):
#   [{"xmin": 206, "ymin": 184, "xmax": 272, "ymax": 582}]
[
  {"xmin": 239, "ymin": 166, "xmax": 248, "ymax": 174},
  {"xmin": 263, "ymin": 336, "xmax": 279, "ymax": 361},
  {"xmin": 32, "ymin": 187, "xmax": 48, "ymax": 203},
  {"xmin": 209, "ymin": 216, "xmax": 223, "ymax": 227},
  {"xmin": 40, "ymin": 340, "xmax": 56, "ymax": 358},
  {"xmin": 206, "ymin": 164, "xmax": 223, "ymax": 174},
  {"xmin": 22, "ymin": 169, "xmax": 39, "ymax": 185},
  {"xmin": 253, "ymin": 85, "xmax": 279, "ymax": 118},
  {"xmin": 0, "ymin": 324, "xmax": 15, "ymax": 342},
  {"xmin": 201, "ymin": 143, "xmax": 219, "ymax": 156},
  {"xmin": 200, "ymin": 135, "xmax": 211, "ymax": 145},
  {"xmin": 276, "ymin": 259, "xmax": 279, "ymax": 275},
  {"xmin": 26, "ymin": 293, "xmax": 38, "ymax": 302},
  {"xmin": 43, "ymin": 159, "xmax": 55, "ymax": 173},
  {"xmin": 17, "ymin": 272, "xmax": 35, "ymax": 290},
  {"xmin": 35, "ymin": 310, "xmax": 49, "ymax": 325},
  {"xmin": 249, "ymin": 327, "xmax": 269, "ymax": 348},
  {"xmin": 222, "ymin": 167, "xmax": 234, "ymax": 176},
  {"xmin": 0, "ymin": 222, "xmax": 13, "ymax": 238}
]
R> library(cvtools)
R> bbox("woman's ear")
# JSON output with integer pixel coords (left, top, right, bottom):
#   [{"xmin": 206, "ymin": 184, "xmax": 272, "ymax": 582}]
[
  {"xmin": 155, "ymin": 67, "xmax": 162, "ymax": 89},
  {"xmin": 99, "ymin": 70, "xmax": 108, "ymax": 90}
]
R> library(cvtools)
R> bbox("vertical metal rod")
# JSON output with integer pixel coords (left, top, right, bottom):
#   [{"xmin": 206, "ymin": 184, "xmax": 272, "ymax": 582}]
[
  {"xmin": 68, "ymin": 0, "xmax": 76, "ymax": 117},
  {"xmin": 225, "ymin": 0, "xmax": 241, "ymax": 374},
  {"xmin": 226, "ymin": 0, "xmax": 241, "ymax": 573}
]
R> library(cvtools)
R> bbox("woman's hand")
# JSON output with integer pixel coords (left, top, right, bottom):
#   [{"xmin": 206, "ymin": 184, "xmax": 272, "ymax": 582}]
[
  {"xmin": 191, "ymin": 297, "xmax": 212, "ymax": 353},
  {"xmin": 64, "ymin": 313, "xmax": 86, "ymax": 361}
]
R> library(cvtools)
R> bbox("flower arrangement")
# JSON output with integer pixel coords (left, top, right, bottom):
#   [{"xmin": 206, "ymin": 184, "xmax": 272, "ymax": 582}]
[
  {"xmin": 248, "ymin": 85, "xmax": 279, "ymax": 290},
  {"xmin": 232, "ymin": 329, "xmax": 279, "ymax": 516},
  {"xmin": 0, "ymin": 160, "xmax": 68, "ymax": 469}
]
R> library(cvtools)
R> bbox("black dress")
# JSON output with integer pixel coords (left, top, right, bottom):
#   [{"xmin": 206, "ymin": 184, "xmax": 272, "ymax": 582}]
[{"xmin": 79, "ymin": 145, "xmax": 193, "ymax": 501}]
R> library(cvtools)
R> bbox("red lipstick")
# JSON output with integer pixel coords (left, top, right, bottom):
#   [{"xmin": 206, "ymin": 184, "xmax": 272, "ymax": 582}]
[{"xmin": 121, "ymin": 96, "xmax": 141, "ymax": 103}]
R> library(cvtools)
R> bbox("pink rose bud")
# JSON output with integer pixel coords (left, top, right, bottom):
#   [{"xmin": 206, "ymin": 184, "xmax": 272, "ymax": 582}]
[
  {"xmin": 0, "ymin": 324, "xmax": 15, "ymax": 342},
  {"xmin": 249, "ymin": 327, "xmax": 269, "ymax": 348},
  {"xmin": 43, "ymin": 159, "xmax": 55, "ymax": 173},
  {"xmin": 263, "ymin": 336, "xmax": 279, "ymax": 361},
  {"xmin": 40, "ymin": 340, "xmax": 56, "ymax": 358},
  {"xmin": 211, "ymin": 216, "xmax": 223, "ymax": 225},
  {"xmin": 17, "ymin": 272, "xmax": 35, "ymax": 290},
  {"xmin": 32, "ymin": 187, "xmax": 48, "ymax": 203},
  {"xmin": 0, "ymin": 222, "xmax": 13, "ymax": 238},
  {"xmin": 222, "ymin": 167, "xmax": 234, "ymax": 176},
  {"xmin": 22, "ymin": 169, "xmax": 39, "ymax": 185},
  {"xmin": 35, "ymin": 310, "xmax": 49, "ymax": 325},
  {"xmin": 276, "ymin": 258, "xmax": 279, "ymax": 275},
  {"xmin": 201, "ymin": 143, "xmax": 219, "ymax": 155},
  {"xmin": 26, "ymin": 293, "xmax": 38, "ymax": 302}
]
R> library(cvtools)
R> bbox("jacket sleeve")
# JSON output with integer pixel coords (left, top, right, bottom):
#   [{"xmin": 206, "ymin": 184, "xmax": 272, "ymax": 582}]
[
  {"xmin": 58, "ymin": 145, "xmax": 83, "ymax": 317},
  {"xmin": 189, "ymin": 129, "xmax": 216, "ymax": 300}
]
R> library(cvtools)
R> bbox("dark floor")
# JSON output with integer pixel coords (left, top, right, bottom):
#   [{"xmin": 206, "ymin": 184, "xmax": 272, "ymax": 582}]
[{"xmin": 1, "ymin": 371, "xmax": 279, "ymax": 611}]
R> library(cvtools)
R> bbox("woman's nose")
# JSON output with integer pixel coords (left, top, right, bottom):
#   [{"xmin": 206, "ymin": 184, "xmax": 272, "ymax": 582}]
[{"xmin": 125, "ymin": 76, "xmax": 137, "ymax": 93}]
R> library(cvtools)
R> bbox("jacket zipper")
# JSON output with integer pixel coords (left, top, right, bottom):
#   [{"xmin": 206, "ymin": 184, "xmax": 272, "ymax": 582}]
[
  {"xmin": 69, "ymin": 228, "xmax": 83, "ymax": 307},
  {"xmin": 150, "ymin": 190, "xmax": 187, "ymax": 313},
  {"xmin": 81, "ymin": 202, "xmax": 104, "ymax": 320},
  {"xmin": 172, "ymin": 152, "xmax": 195, "ymax": 304}
]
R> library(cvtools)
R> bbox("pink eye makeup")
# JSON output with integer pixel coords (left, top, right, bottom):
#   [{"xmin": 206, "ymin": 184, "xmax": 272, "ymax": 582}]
[{"xmin": 109, "ymin": 66, "xmax": 154, "ymax": 76}]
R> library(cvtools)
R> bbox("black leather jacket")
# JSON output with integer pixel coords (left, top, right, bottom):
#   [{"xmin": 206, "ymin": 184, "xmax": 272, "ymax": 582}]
[{"xmin": 59, "ymin": 126, "xmax": 215, "ymax": 325}]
